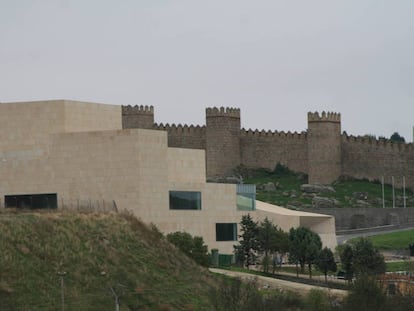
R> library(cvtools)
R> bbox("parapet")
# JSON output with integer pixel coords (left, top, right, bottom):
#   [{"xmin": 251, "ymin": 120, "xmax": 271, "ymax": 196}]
[
  {"xmin": 308, "ymin": 111, "xmax": 340, "ymax": 123},
  {"xmin": 122, "ymin": 105, "xmax": 154, "ymax": 115},
  {"xmin": 206, "ymin": 107, "xmax": 240, "ymax": 118}
]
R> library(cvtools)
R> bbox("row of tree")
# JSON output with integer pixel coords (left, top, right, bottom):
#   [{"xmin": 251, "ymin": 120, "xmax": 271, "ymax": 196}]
[{"xmin": 234, "ymin": 214, "xmax": 386, "ymax": 282}]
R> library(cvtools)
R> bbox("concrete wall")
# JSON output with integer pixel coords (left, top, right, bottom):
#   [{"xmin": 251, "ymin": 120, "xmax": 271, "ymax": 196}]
[{"xmin": 303, "ymin": 207, "xmax": 414, "ymax": 231}]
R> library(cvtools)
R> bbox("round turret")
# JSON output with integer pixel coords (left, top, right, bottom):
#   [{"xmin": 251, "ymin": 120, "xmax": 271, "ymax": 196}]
[
  {"xmin": 307, "ymin": 111, "xmax": 342, "ymax": 184},
  {"xmin": 205, "ymin": 107, "xmax": 241, "ymax": 177}
]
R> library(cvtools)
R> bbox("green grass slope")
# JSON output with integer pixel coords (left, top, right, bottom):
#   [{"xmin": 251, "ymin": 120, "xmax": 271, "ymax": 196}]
[
  {"xmin": 367, "ymin": 229, "xmax": 414, "ymax": 250},
  {"xmin": 240, "ymin": 166, "xmax": 413, "ymax": 209},
  {"xmin": 0, "ymin": 210, "xmax": 217, "ymax": 310}
]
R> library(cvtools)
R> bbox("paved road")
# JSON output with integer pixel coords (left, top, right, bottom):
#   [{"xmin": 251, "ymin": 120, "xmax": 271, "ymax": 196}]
[
  {"xmin": 337, "ymin": 226, "xmax": 414, "ymax": 245},
  {"xmin": 209, "ymin": 268, "xmax": 347, "ymax": 297}
]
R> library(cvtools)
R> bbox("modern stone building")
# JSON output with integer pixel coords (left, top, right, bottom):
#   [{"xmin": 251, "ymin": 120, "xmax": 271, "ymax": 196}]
[{"xmin": 0, "ymin": 100, "xmax": 336, "ymax": 253}]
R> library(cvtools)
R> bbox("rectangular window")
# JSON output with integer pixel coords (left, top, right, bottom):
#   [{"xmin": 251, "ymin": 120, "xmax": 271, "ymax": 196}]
[
  {"xmin": 216, "ymin": 223, "xmax": 237, "ymax": 241},
  {"xmin": 169, "ymin": 191, "xmax": 201, "ymax": 210},
  {"xmin": 5, "ymin": 193, "xmax": 58, "ymax": 209},
  {"xmin": 236, "ymin": 184, "xmax": 256, "ymax": 211}
]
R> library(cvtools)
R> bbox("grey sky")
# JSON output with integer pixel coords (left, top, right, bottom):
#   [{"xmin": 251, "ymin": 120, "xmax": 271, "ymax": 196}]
[{"xmin": 1, "ymin": 0, "xmax": 413, "ymax": 140}]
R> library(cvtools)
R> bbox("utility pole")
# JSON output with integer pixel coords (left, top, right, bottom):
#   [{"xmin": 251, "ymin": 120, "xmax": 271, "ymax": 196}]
[
  {"xmin": 57, "ymin": 271, "xmax": 67, "ymax": 311},
  {"xmin": 381, "ymin": 176, "xmax": 385, "ymax": 208},
  {"xmin": 392, "ymin": 176, "xmax": 395, "ymax": 208},
  {"xmin": 109, "ymin": 286, "xmax": 120, "ymax": 311}
]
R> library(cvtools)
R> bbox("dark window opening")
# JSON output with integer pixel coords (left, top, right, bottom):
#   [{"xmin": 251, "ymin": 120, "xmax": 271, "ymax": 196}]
[
  {"xmin": 216, "ymin": 223, "xmax": 237, "ymax": 241},
  {"xmin": 169, "ymin": 191, "xmax": 201, "ymax": 210},
  {"xmin": 5, "ymin": 193, "xmax": 58, "ymax": 209}
]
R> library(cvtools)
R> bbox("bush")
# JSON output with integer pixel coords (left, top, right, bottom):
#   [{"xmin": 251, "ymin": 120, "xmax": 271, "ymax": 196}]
[{"xmin": 166, "ymin": 231, "xmax": 209, "ymax": 266}]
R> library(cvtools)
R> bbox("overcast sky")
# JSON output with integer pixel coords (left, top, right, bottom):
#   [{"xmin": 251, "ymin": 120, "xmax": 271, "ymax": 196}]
[{"xmin": 1, "ymin": 1, "xmax": 413, "ymax": 141}]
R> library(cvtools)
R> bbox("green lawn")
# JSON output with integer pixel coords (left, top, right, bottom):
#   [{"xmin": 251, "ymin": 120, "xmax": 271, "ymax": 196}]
[{"xmin": 367, "ymin": 229, "xmax": 414, "ymax": 250}]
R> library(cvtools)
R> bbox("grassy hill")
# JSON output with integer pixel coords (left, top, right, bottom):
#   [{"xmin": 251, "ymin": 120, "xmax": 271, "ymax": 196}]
[
  {"xmin": 240, "ymin": 165, "xmax": 413, "ymax": 209},
  {"xmin": 0, "ymin": 210, "xmax": 218, "ymax": 310}
]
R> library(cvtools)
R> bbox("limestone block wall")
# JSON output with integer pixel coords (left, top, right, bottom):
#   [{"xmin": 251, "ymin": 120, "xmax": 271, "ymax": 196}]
[
  {"xmin": 168, "ymin": 148, "xmax": 206, "ymax": 184},
  {"xmin": 63, "ymin": 100, "xmax": 121, "ymax": 132},
  {"xmin": 0, "ymin": 101, "xmax": 65, "ymax": 156},
  {"xmin": 307, "ymin": 112, "xmax": 342, "ymax": 184},
  {"xmin": 240, "ymin": 130, "xmax": 308, "ymax": 173},
  {"xmin": 342, "ymin": 135, "xmax": 414, "ymax": 190}
]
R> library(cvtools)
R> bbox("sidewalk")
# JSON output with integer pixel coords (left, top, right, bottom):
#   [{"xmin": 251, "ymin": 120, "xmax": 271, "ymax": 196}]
[{"xmin": 209, "ymin": 268, "xmax": 348, "ymax": 297}]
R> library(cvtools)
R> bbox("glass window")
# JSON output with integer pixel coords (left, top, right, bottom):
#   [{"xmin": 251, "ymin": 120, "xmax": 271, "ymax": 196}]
[
  {"xmin": 169, "ymin": 191, "xmax": 201, "ymax": 210},
  {"xmin": 5, "ymin": 193, "xmax": 57, "ymax": 209},
  {"xmin": 236, "ymin": 184, "xmax": 256, "ymax": 211},
  {"xmin": 216, "ymin": 223, "xmax": 237, "ymax": 241}
]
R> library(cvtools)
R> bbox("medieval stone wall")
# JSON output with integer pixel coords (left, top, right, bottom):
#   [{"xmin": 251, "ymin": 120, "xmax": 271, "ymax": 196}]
[
  {"xmin": 240, "ymin": 129, "xmax": 308, "ymax": 173},
  {"xmin": 153, "ymin": 123, "xmax": 206, "ymax": 150},
  {"xmin": 307, "ymin": 112, "xmax": 342, "ymax": 184},
  {"xmin": 122, "ymin": 105, "xmax": 154, "ymax": 129},
  {"xmin": 205, "ymin": 107, "xmax": 241, "ymax": 176},
  {"xmin": 121, "ymin": 105, "xmax": 414, "ymax": 189},
  {"xmin": 342, "ymin": 135, "xmax": 414, "ymax": 189}
]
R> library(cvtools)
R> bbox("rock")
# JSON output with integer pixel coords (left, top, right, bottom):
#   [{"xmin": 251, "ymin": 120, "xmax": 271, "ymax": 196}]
[
  {"xmin": 263, "ymin": 182, "xmax": 277, "ymax": 192},
  {"xmin": 302, "ymin": 193, "xmax": 316, "ymax": 199},
  {"xmin": 301, "ymin": 184, "xmax": 335, "ymax": 193},
  {"xmin": 312, "ymin": 196, "xmax": 337, "ymax": 208},
  {"xmin": 352, "ymin": 192, "xmax": 368, "ymax": 200},
  {"xmin": 282, "ymin": 191, "xmax": 290, "ymax": 197}
]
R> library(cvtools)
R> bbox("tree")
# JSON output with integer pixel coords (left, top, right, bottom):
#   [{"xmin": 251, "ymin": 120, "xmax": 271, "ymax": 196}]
[
  {"xmin": 390, "ymin": 132, "xmax": 405, "ymax": 143},
  {"xmin": 257, "ymin": 217, "xmax": 289, "ymax": 273},
  {"xmin": 289, "ymin": 227, "xmax": 322, "ymax": 278},
  {"xmin": 339, "ymin": 244, "xmax": 354, "ymax": 284},
  {"xmin": 166, "ymin": 231, "xmax": 209, "ymax": 266},
  {"xmin": 339, "ymin": 238, "xmax": 386, "ymax": 283},
  {"xmin": 234, "ymin": 214, "xmax": 259, "ymax": 269},
  {"xmin": 315, "ymin": 247, "xmax": 337, "ymax": 283},
  {"xmin": 352, "ymin": 238, "xmax": 386, "ymax": 277}
]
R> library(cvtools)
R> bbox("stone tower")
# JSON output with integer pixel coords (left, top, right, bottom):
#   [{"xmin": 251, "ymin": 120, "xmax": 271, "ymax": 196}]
[
  {"xmin": 205, "ymin": 107, "xmax": 241, "ymax": 177},
  {"xmin": 307, "ymin": 111, "xmax": 342, "ymax": 184},
  {"xmin": 122, "ymin": 105, "xmax": 154, "ymax": 129}
]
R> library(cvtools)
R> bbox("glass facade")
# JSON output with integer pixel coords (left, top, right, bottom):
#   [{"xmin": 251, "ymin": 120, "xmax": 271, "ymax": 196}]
[
  {"xmin": 169, "ymin": 191, "xmax": 201, "ymax": 210},
  {"xmin": 236, "ymin": 184, "xmax": 256, "ymax": 211},
  {"xmin": 216, "ymin": 223, "xmax": 237, "ymax": 241}
]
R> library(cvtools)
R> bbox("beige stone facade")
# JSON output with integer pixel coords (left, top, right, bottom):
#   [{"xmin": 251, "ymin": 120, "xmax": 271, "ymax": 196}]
[{"xmin": 0, "ymin": 100, "xmax": 337, "ymax": 254}]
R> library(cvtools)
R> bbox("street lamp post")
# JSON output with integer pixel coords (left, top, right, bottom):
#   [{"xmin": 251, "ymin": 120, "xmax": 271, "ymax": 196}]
[{"xmin": 57, "ymin": 271, "xmax": 67, "ymax": 311}]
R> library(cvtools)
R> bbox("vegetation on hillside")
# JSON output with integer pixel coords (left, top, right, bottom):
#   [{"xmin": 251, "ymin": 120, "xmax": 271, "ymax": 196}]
[
  {"xmin": 237, "ymin": 164, "xmax": 413, "ymax": 209},
  {"xmin": 0, "ymin": 210, "xmax": 217, "ymax": 310}
]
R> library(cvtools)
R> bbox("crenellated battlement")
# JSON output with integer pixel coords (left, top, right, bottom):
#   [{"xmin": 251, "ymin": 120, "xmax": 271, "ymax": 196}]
[
  {"xmin": 154, "ymin": 123, "xmax": 206, "ymax": 134},
  {"xmin": 241, "ymin": 128, "xmax": 307, "ymax": 139},
  {"xmin": 342, "ymin": 134, "xmax": 413, "ymax": 152},
  {"xmin": 206, "ymin": 107, "xmax": 240, "ymax": 118},
  {"xmin": 122, "ymin": 105, "xmax": 154, "ymax": 115},
  {"xmin": 308, "ymin": 111, "xmax": 341, "ymax": 123}
]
